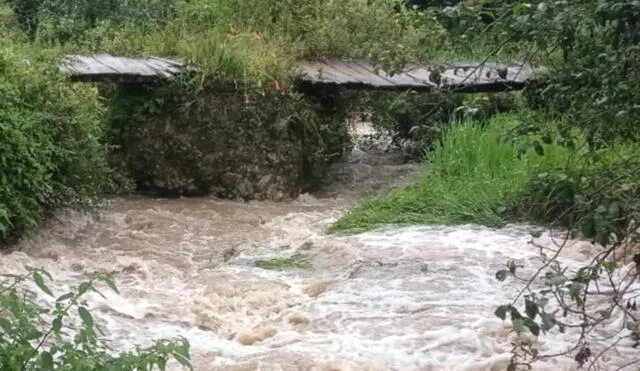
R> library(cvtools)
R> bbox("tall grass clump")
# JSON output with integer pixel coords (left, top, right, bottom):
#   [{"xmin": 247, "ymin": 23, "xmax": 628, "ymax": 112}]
[{"xmin": 330, "ymin": 113, "xmax": 578, "ymax": 233}]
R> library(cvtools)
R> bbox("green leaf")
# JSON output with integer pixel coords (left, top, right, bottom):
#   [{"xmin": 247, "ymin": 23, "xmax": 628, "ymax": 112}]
[
  {"xmin": 0, "ymin": 317, "xmax": 12, "ymax": 333},
  {"xmin": 523, "ymin": 317, "xmax": 540, "ymax": 336},
  {"xmin": 78, "ymin": 282, "xmax": 91, "ymax": 295},
  {"xmin": 52, "ymin": 317, "xmax": 62, "ymax": 334},
  {"xmin": 100, "ymin": 275, "xmax": 119, "ymax": 294},
  {"xmin": 540, "ymin": 312, "xmax": 556, "ymax": 332},
  {"xmin": 532, "ymin": 140, "xmax": 544, "ymax": 156},
  {"xmin": 512, "ymin": 318, "xmax": 526, "ymax": 334},
  {"xmin": 78, "ymin": 307, "xmax": 94, "ymax": 329},
  {"xmin": 33, "ymin": 271, "xmax": 53, "ymax": 296},
  {"xmin": 510, "ymin": 306, "xmax": 523, "ymax": 320},
  {"xmin": 581, "ymin": 218, "xmax": 597, "ymax": 239},
  {"xmin": 525, "ymin": 299, "xmax": 538, "ymax": 319},
  {"xmin": 25, "ymin": 330, "xmax": 43, "ymax": 340},
  {"xmin": 173, "ymin": 352, "xmax": 193, "ymax": 370},
  {"xmin": 569, "ymin": 282, "xmax": 585, "ymax": 300},
  {"xmin": 494, "ymin": 305, "xmax": 509, "ymax": 320},
  {"xmin": 39, "ymin": 351, "xmax": 54, "ymax": 369},
  {"xmin": 157, "ymin": 357, "xmax": 167, "ymax": 371},
  {"xmin": 495, "ymin": 269, "xmax": 509, "ymax": 281},
  {"xmin": 56, "ymin": 292, "xmax": 74, "ymax": 302}
]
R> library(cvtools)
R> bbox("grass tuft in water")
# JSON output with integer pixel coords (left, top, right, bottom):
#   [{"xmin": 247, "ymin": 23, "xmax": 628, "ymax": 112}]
[{"xmin": 254, "ymin": 256, "xmax": 312, "ymax": 270}]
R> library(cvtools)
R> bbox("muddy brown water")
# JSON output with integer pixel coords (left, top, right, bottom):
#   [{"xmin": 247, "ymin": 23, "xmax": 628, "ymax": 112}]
[{"xmin": 2, "ymin": 125, "xmax": 638, "ymax": 370}]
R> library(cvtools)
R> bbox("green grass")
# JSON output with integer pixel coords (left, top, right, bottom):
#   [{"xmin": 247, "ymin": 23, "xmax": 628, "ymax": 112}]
[
  {"xmin": 254, "ymin": 256, "xmax": 312, "ymax": 270},
  {"xmin": 329, "ymin": 113, "xmax": 580, "ymax": 233}
]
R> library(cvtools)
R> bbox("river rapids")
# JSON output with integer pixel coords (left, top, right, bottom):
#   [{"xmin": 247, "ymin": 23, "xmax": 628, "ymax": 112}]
[{"xmin": 2, "ymin": 124, "xmax": 638, "ymax": 370}]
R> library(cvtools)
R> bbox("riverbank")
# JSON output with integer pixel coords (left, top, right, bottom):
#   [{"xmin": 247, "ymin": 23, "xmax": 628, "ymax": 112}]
[{"xmin": 331, "ymin": 112, "xmax": 640, "ymax": 236}]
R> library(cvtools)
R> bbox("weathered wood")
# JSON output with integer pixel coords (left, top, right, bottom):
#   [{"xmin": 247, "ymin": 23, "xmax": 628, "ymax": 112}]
[
  {"xmin": 296, "ymin": 59, "xmax": 536, "ymax": 92},
  {"xmin": 58, "ymin": 54, "xmax": 194, "ymax": 82},
  {"xmin": 58, "ymin": 54, "xmax": 537, "ymax": 92}
]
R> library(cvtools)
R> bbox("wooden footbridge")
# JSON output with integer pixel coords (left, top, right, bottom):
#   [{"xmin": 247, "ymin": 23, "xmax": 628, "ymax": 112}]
[{"xmin": 58, "ymin": 54, "xmax": 536, "ymax": 93}]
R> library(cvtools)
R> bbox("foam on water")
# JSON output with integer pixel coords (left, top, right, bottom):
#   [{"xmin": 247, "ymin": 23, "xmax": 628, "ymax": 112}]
[{"xmin": 3, "ymin": 203, "xmax": 639, "ymax": 371}]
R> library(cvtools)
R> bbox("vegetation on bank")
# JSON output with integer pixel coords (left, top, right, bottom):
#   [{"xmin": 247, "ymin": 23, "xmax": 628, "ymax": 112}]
[
  {"xmin": 331, "ymin": 112, "xmax": 570, "ymax": 231},
  {"xmin": 331, "ymin": 112, "xmax": 640, "ymax": 233},
  {"xmin": 0, "ymin": 37, "xmax": 120, "ymax": 244}
]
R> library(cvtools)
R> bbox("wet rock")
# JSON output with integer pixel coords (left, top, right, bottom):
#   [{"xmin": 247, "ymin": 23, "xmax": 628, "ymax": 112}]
[
  {"xmin": 222, "ymin": 246, "xmax": 237, "ymax": 262},
  {"xmin": 304, "ymin": 281, "xmax": 331, "ymax": 297},
  {"xmin": 298, "ymin": 241, "xmax": 314, "ymax": 250},
  {"xmin": 288, "ymin": 314, "xmax": 311, "ymax": 325},
  {"xmin": 235, "ymin": 327, "xmax": 277, "ymax": 345}
]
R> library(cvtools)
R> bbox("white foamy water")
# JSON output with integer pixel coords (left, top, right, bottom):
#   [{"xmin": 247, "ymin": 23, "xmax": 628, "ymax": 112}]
[
  {"xmin": 2, "ymin": 125, "xmax": 638, "ymax": 370},
  {"xmin": 3, "ymin": 201, "xmax": 639, "ymax": 371}
]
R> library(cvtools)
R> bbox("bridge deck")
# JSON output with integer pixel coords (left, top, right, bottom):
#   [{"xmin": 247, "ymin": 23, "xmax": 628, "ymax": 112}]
[
  {"xmin": 296, "ymin": 59, "xmax": 534, "ymax": 92},
  {"xmin": 59, "ymin": 54, "xmax": 536, "ymax": 92},
  {"xmin": 59, "ymin": 54, "xmax": 194, "ymax": 81}
]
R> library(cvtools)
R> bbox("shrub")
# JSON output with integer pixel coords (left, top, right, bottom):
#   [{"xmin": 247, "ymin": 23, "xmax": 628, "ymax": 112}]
[
  {"xmin": 511, "ymin": 141, "xmax": 640, "ymax": 244},
  {"xmin": 0, "ymin": 267, "xmax": 191, "ymax": 370},
  {"xmin": 0, "ymin": 40, "xmax": 115, "ymax": 243}
]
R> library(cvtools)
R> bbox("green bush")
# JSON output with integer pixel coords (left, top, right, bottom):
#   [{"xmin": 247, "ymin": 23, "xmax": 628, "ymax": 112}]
[
  {"xmin": 0, "ymin": 40, "xmax": 115, "ymax": 243},
  {"xmin": 512, "ymin": 141, "xmax": 640, "ymax": 245},
  {"xmin": 0, "ymin": 267, "xmax": 191, "ymax": 370}
]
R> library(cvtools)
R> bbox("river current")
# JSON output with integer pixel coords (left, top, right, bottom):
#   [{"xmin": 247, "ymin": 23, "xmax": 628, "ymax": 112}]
[{"xmin": 2, "ymin": 124, "xmax": 638, "ymax": 370}]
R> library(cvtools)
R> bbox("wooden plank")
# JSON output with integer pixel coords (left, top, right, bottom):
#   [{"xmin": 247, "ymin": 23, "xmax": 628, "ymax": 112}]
[
  {"xmin": 375, "ymin": 67, "xmax": 429, "ymax": 88},
  {"xmin": 149, "ymin": 56, "xmax": 186, "ymax": 68},
  {"xmin": 325, "ymin": 60, "xmax": 374, "ymax": 85},
  {"xmin": 58, "ymin": 54, "xmax": 536, "ymax": 91},
  {"xmin": 140, "ymin": 59, "xmax": 175, "ymax": 78},
  {"xmin": 312, "ymin": 61, "xmax": 366, "ymax": 85},
  {"xmin": 59, "ymin": 54, "xmax": 189, "ymax": 79},
  {"xmin": 61, "ymin": 55, "xmax": 114, "ymax": 75},
  {"xmin": 506, "ymin": 62, "xmax": 535, "ymax": 83},
  {"xmin": 341, "ymin": 60, "xmax": 398, "ymax": 87},
  {"xmin": 382, "ymin": 63, "xmax": 439, "ymax": 88},
  {"xmin": 90, "ymin": 55, "xmax": 142, "ymax": 75},
  {"xmin": 404, "ymin": 67, "xmax": 437, "ymax": 86},
  {"xmin": 297, "ymin": 61, "xmax": 341, "ymax": 83}
]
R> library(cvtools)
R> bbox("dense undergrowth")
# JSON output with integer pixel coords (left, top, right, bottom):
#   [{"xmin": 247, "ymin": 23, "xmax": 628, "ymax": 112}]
[{"xmin": 0, "ymin": 37, "xmax": 118, "ymax": 244}]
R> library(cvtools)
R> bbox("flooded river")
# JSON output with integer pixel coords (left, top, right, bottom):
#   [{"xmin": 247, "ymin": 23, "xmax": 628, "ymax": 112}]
[{"xmin": 2, "ymin": 125, "xmax": 638, "ymax": 370}]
